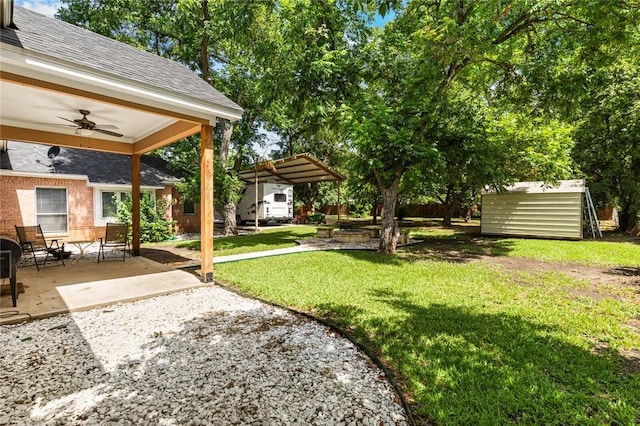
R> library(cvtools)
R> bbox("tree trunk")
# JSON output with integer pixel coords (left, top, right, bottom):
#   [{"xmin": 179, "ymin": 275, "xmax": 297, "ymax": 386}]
[
  {"xmin": 371, "ymin": 198, "xmax": 378, "ymax": 225},
  {"xmin": 619, "ymin": 199, "xmax": 639, "ymax": 232},
  {"xmin": 442, "ymin": 186, "xmax": 459, "ymax": 227},
  {"xmin": 223, "ymin": 201, "xmax": 237, "ymax": 236},
  {"xmin": 198, "ymin": 0, "xmax": 211, "ymax": 84},
  {"xmin": 376, "ymin": 172, "xmax": 401, "ymax": 254},
  {"xmin": 624, "ymin": 214, "xmax": 638, "ymax": 232},
  {"xmin": 300, "ymin": 182, "xmax": 318, "ymax": 214},
  {"xmin": 197, "ymin": 1, "xmax": 238, "ymax": 236},
  {"xmin": 218, "ymin": 119, "xmax": 238, "ymax": 236}
]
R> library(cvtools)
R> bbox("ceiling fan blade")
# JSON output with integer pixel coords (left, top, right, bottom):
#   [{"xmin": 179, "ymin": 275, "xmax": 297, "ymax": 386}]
[
  {"xmin": 93, "ymin": 128, "xmax": 123, "ymax": 137},
  {"xmin": 94, "ymin": 124, "xmax": 120, "ymax": 130},
  {"xmin": 57, "ymin": 116, "xmax": 79, "ymax": 126},
  {"xmin": 37, "ymin": 122, "xmax": 77, "ymax": 128}
]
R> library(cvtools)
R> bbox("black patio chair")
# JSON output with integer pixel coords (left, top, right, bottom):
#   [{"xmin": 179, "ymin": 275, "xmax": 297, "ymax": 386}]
[
  {"xmin": 14, "ymin": 225, "xmax": 65, "ymax": 270},
  {"xmin": 97, "ymin": 223, "xmax": 130, "ymax": 263}
]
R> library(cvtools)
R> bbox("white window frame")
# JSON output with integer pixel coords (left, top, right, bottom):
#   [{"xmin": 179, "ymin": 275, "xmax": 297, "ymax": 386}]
[
  {"xmin": 35, "ymin": 187, "xmax": 68, "ymax": 235},
  {"xmin": 100, "ymin": 190, "xmax": 128, "ymax": 219},
  {"xmin": 94, "ymin": 187, "xmax": 156, "ymax": 226}
]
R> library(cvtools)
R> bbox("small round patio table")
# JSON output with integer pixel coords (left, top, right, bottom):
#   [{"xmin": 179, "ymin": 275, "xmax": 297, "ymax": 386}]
[{"xmin": 67, "ymin": 240, "xmax": 95, "ymax": 264}]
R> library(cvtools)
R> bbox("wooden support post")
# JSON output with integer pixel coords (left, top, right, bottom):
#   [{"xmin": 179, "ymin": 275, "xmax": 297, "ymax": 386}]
[
  {"xmin": 131, "ymin": 154, "xmax": 141, "ymax": 256},
  {"xmin": 337, "ymin": 182, "xmax": 341, "ymax": 226},
  {"xmin": 200, "ymin": 124, "xmax": 214, "ymax": 282},
  {"xmin": 254, "ymin": 165, "xmax": 259, "ymax": 233}
]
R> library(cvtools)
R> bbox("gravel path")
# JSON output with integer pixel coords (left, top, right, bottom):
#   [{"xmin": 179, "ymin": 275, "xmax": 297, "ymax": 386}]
[{"xmin": 1, "ymin": 286, "xmax": 408, "ymax": 425}]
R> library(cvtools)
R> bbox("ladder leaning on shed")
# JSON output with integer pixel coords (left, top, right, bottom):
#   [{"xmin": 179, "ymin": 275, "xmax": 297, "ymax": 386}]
[{"xmin": 583, "ymin": 188, "xmax": 603, "ymax": 239}]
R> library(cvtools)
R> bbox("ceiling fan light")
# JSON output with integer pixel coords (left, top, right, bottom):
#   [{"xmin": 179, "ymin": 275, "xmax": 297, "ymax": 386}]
[{"xmin": 75, "ymin": 128, "xmax": 93, "ymax": 137}]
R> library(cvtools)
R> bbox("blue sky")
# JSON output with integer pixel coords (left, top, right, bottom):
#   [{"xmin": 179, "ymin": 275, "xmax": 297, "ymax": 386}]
[
  {"xmin": 16, "ymin": 0, "xmax": 61, "ymax": 17},
  {"xmin": 372, "ymin": 11, "xmax": 395, "ymax": 28},
  {"xmin": 19, "ymin": 1, "xmax": 395, "ymax": 27}
]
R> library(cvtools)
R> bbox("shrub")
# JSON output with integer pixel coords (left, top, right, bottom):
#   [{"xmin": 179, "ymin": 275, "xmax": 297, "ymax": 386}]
[{"xmin": 115, "ymin": 194, "xmax": 175, "ymax": 243}]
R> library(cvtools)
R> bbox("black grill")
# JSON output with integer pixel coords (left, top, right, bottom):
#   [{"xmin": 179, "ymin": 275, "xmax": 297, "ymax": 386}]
[{"xmin": 1, "ymin": 236, "xmax": 22, "ymax": 307}]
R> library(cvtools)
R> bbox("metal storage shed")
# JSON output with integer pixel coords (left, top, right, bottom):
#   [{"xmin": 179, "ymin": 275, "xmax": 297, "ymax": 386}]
[{"xmin": 481, "ymin": 179, "xmax": 590, "ymax": 240}]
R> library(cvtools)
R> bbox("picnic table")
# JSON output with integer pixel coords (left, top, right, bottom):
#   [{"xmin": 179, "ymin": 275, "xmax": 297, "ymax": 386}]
[{"xmin": 304, "ymin": 213, "xmax": 326, "ymax": 225}]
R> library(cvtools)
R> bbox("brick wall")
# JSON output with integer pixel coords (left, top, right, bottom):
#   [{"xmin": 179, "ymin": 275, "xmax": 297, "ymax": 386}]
[
  {"xmin": 0, "ymin": 175, "xmax": 204, "ymax": 242},
  {"xmin": 170, "ymin": 187, "xmax": 201, "ymax": 234},
  {"xmin": 0, "ymin": 175, "xmax": 97, "ymax": 241},
  {"xmin": 156, "ymin": 185, "xmax": 173, "ymax": 222}
]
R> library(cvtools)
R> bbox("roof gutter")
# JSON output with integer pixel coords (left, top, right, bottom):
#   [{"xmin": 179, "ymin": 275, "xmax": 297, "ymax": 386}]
[
  {"xmin": 1, "ymin": 46, "xmax": 244, "ymax": 124},
  {"xmin": 0, "ymin": 0, "xmax": 16, "ymax": 29},
  {"xmin": 0, "ymin": 169, "xmax": 89, "ymax": 181}
]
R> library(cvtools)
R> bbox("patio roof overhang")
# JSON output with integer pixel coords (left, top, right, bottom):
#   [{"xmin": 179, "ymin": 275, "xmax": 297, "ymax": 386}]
[
  {"xmin": 0, "ymin": 5, "xmax": 244, "ymax": 282},
  {"xmin": 0, "ymin": 44, "xmax": 242, "ymax": 154},
  {"xmin": 0, "ymin": 7, "xmax": 243, "ymax": 155},
  {"xmin": 0, "ymin": 46, "xmax": 242, "ymax": 154},
  {"xmin": 237, "ymin": 153, "xmax": 345, "ymax": 185}
]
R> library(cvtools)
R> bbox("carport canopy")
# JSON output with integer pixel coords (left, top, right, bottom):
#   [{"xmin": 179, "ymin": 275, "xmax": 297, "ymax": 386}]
[
  {"xmin": 237, "ymin": 153, "xmax": 345, "ymax": 184},
  {"xmin": 237, "ymin": 153, "xmax": 345, "ymax": 229},
  {"xmin": 0, "ymin": 5, "xmax": 244, "ymax": 282}
]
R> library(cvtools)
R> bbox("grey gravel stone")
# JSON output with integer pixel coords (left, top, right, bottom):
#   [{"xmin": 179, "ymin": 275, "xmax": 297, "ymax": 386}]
[{"xmin": 0, "ymin": 286, "xmax": 408, "ymax": 425}]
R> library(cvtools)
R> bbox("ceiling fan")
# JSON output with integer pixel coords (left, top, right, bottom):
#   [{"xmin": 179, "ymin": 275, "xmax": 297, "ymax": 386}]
[{"xmin": 57, "ymin": 109, "xmax": 123, "ymax": 137}]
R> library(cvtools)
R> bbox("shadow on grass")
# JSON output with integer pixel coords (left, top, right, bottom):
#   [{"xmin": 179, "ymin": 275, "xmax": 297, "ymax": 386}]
[
  {"xmin": 404, "ymin": 233, "xmax": 519, "ymax": 263},
  {"xmin": 601, "ymin": 230, "xmax": 640, "ymax": 245},
  {"xmin": 607, "ymin": 266, "xmax": 640, "ymax": 277},
  {"xmin": 139, "ymin": 248, "xmax": 194, "ymax": 264},
  {"xmin": 317, "ymin": 289, "xmax": 640, "ymax": 425},
  {"xmin": 328, "ymin": 247, "xmax": 408, "ymax": 266},
  {"xmin": 174, "ymin": 240, "xmax": 200, "ymax": 251}
]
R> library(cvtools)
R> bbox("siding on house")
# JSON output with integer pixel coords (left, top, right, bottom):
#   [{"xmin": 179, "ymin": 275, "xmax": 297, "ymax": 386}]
[{"xmin": 481, "ymin": 180, "xmax": 586, "ymax": 240}]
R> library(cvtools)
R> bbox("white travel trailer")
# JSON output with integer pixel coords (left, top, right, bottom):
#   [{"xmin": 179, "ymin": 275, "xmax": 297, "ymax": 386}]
[{"xmin": 236, "ymin": 183, "xmax": 294, "ymax": 224}]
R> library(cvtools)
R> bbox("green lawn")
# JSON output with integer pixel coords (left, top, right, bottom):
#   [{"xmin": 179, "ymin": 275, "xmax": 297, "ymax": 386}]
[
  {"xmin": 213, "ymin": 227, "xmax": 640, "ymax": 425},
  {"xmin": 154, "ymin": 225, "xmax": 317, "ymax": 257},
  {"xmin": 411, "ymin": 226, "xmax": 640, "ymax": 267}
]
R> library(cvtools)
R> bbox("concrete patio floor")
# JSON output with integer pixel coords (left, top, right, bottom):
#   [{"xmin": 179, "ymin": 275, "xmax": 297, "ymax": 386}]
[
  {"xmin": 0, "ymin": 254, "xmax": 207, "ymax": 325},
  {"xmin": 0, "ymin": 233, "xmax": 422, "ymax": 325}
]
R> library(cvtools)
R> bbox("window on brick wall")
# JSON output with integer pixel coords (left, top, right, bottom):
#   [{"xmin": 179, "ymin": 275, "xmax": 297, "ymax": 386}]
[
  {"xmin": 100, "ymin": 190, "xmax": 153, "ymax": 218},
  {"xmin": 36, "ymin": 187, "xmax": 68, "ymax": 234},
  {"xmin": 101, "ymin": 191, "xmax": 119, "ymax": 218},
  {"xmin": 183, "ymin": 200, "xmax": 196, "ymax": 215}
]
